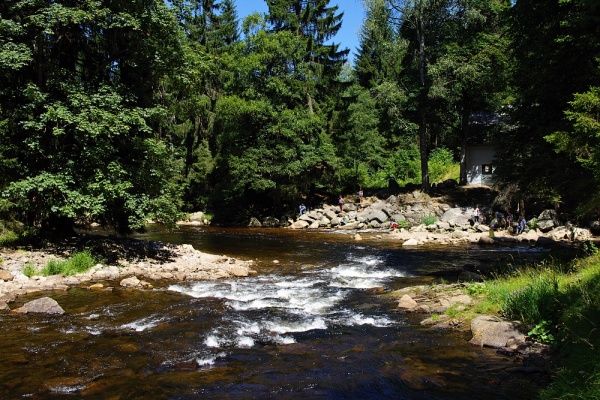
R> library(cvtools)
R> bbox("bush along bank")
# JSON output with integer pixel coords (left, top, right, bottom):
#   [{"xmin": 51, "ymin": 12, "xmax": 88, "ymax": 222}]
[{"xmin": 392, "ymin": 243, "xmax": 600, "ymax": 400}]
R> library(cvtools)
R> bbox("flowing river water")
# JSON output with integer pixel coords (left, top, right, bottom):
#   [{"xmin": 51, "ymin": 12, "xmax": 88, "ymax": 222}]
[{"xmin": 0, "ymin": 227, "xmax": 550, "ymax": 399}]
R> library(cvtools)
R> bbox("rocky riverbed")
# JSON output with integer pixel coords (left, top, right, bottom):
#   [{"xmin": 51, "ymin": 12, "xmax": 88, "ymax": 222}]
[{"xmin": 0, "ymin": 237, "xmax": 256, "ymax": 312}]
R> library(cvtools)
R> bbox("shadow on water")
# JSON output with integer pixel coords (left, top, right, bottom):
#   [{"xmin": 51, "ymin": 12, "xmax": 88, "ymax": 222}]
[{"xmin": 0, "ymin": 227, "xmax": 550, "ymax": 399}]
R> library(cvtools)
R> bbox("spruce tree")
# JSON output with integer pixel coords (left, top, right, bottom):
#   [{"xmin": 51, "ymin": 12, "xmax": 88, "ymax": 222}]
[{"xmin": 266, "ymin": 0, "xmax": 349, "ymax": 112}]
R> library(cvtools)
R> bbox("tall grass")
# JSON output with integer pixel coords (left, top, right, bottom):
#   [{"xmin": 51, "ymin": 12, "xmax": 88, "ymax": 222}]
[
  {"xmin": 481, "ymin": 250, "xmax": 600, "ymax": 399},
  {"xmin": 39, "ymin": 250, "xmax": 96, "ymax": 276}
]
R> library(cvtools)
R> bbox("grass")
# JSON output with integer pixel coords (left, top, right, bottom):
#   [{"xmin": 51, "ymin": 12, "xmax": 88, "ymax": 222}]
[
  {"xmin": 422, "ymin": 215, "xmax": 437, "ymax": 226},
  {"xmin": 22, "ymin": 262, "xmax": 37, "ymax": 278},
  {"xmin": 460, "ymin": 247, "xmax": 600, "ymax": 399},
  {"xmin": 39, "ymin": 250, "xmax": 97, "ymax": 276}
]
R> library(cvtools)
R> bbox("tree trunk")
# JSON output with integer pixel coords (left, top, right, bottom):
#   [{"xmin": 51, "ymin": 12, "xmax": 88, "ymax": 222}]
[
  {"xmin": 459, "ymin": 106, "xmax": 470, "ymax": 185},
  {"xmin": 419, "ymin": 118, "xmax": 430, "ymax": 192}
]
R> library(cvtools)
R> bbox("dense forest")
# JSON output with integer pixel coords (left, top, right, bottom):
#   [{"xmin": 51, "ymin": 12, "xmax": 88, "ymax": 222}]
[{"xmin": 0, "ymin": 0, "xmax": 599, "ymax": 234}]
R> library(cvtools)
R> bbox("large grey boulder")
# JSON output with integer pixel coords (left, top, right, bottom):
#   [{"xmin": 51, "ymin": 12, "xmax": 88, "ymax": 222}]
[
  {"xmin": 318, "ymin": 217, "xmax": 331, "ymax": 227},
  {"xmin": 469, "ymin": 315, "xmax": 526, "ymax": 349},
  {"xmin": 536, "ymin": 219, "xmax": 555, "ymax": 232},
  {"xmin": 12, "ymin": 297, "xmax": 65, "ymax": 315},
  {"xmin": 398, "ymin": 294, "xmax": 418, "ymax": 310},
  {"xmin": 441, "ymin": 208, "xmax": 472, "ymax": 226},
  {"xmin": 290, "ymin": 221, "xmax": 310, "ymax": 229},
  {"xmin": 324, "ymin": 210, "xmax": 337, "ymax": 220},
  {"xmin": 299, "ymin": 214, "xmax": 315, "ymax": 222},
  {"xmin": 366, "ymin": 210, "xmax": 389, "ymax": 224}
]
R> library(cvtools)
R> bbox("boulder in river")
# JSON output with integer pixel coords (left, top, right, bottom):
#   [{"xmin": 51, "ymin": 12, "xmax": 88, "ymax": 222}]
[{"xmin": 11, "ymin": 296, "xmax": 65, "ymax": 315}]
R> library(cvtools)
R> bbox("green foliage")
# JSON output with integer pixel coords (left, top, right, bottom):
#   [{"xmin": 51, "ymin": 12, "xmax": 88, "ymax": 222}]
[
  {"xmin": 527, "ymin": 320, "xmax": 555, "ymax": 345},
  {"xmin": 39, "ymin": 251, "xmax": 96, "ymax": 277},
  {"xmin": 582, "ymin": 240, "xmax": 599, "ymax": 256},
  {"xmin": 546, "ymin": 86, "xmax": 600, "ymax": 216},
  {"xmin": 22, "ymin": 262, "xmax": 36, "ymax": 278},
  {"xmin": 422, "ymin": 215, "xmax": 437, "ymax": 226},
  {"xmin": 428, "ymin": 147, "xmax": 458, "ymax": 183},
  {"xmin": 0, "ymin": 0, "xmax": 186, "ymax": 233},
  {"xmin": 501, "ymin": 274, "xmax": 560, "ymax": 330},
  {"xmin": 40, "ymin": 259, "xmax": 63, "ymax": 276},
  {"xmin": 0, "ymin": 229, "xmax": 18, "ymax": 247},
  {"xmin": 385, "ymin": 145, "xmax": 421, "ymax": 186},
  {"xmin": 465, "ymin": 283, "xmax": 489, "ymax": 297},
  {"xmin": 397, "ymin": 219, "xmax": 409, "ymax": 229},
  {"xmin": 494, "ymin": 0, "xmax": 600, "ymax": 215}
]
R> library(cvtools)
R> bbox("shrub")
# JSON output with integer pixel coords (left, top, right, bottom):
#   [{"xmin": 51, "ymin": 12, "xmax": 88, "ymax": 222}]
[
  {"xmin": 64, "ymin": 250, "xmax": 96, "ymax": 275},
  {"xmin": 40, "ymin": 259, "xmax": 63, "ymax": 276},
  {"xmin": 22, "ymin": 262, "xmax": 37, "ymax": 278},
  {"xmin": 0, "ymin": 230, "xmax": 19, "ymax": 247},
  {"xmin": 428, "ymin": 147, "xmax": 459, "ymax": 183},
  {"xmin": 386, "ymin": 145, "xmax": 421, "ymax": 186}
]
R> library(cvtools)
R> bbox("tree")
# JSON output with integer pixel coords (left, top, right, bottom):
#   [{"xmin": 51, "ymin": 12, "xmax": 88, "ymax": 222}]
[
  {"xmin": 493, "ymin": 0, "xmax": 600, "ymax": 215},
  {"xmin": 0, "ymin": 0, "xmax": 186, "ymax": 233},
  {"xmin": 546, "ymin": 86, "xmax": 600, "ymax": 216},
  {"xmin": 426, "ymin": 0, "xmax": 511, "ymax": 184},
  {"xmin": 210, "ymin": 13, "xmax": 341, "ymax": 217},
  {"xmin": 266, "ymin": 0, "xmax": 349, "ymax": 113},
  {"xmin": 355, "ymin": 0, "xmax": 399, "ymax": 88},
  {"xmin": 385, "ymin": 0, "xmax": 456, "ymax": 192},
  {"xmin": 163, "ymin": 0, "xmax": 241, "ymax": 211}
]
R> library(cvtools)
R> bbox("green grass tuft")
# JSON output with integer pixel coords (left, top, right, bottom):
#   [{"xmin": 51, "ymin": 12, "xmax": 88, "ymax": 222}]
[
  {"xmin": 22, "ymin": 262, "xmax": 37, "ymax": 278},
  {"xmin": 422, "ymin": 215, "xmax": 437, "ymax": 226},
  {"xmin": 39, "ymin": 250, "xmax": 97, "ymax": 276}
]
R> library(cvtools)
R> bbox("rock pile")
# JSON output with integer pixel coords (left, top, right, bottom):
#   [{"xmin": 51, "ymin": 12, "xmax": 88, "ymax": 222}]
[{"xmin": 282, "ymin": 191, "xmax": 594, "ymax": 247}]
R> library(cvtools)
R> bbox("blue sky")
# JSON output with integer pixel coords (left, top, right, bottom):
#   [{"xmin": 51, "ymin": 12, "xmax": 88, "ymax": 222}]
[{"xmin": 234, "ymin": 0, "xmax": 365, "ymax": 62}]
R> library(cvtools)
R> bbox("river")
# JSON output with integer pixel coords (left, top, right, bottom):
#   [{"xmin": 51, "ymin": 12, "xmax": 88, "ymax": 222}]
[{"xmin": 0, "ymin": 227, "xmax": 549, "ymax": 399}]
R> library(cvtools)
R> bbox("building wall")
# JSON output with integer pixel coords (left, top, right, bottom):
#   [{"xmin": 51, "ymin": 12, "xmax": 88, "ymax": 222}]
[{"xmin": 466, "ymin": 145, "xmax": 495, "ymax": 185}]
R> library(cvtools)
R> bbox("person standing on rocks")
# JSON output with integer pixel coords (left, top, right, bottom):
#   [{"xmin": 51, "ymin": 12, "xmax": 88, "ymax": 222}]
[
  {"xmin": 505, "ymin": 210, "xmax": 513, "ymax": 229},
  {"xmin": 338, "ymin": 195, "xmax": 344, "ymax": 212},
  {"xmin": 473, "ymin": 206, "xmax": 481, "ymax": 223},
  {"xmin": 299, "ymin": 203, "xmax": 306, "ymax": 216},
  {"xmin": 516, "ymin": 215, "xmax": 527, "ymax": 234},
  {"xmin": 357, "ymin": 187, "xmax": 364, "ymax": 204}
]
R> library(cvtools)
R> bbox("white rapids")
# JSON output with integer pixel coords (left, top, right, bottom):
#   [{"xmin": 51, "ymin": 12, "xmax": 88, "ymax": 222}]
[{"xmin": 169, "ymin": 254, "xmax": 407, "ymax": 353}]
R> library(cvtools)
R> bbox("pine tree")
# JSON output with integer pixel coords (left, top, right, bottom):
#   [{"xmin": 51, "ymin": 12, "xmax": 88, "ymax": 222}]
[
  {"xmin": 266, "ymin": 0, "xmax": 349, "ymax": 113},
  {"xmin": 355, "ymin": 0, "xmax": 398, "ymax": 88}
]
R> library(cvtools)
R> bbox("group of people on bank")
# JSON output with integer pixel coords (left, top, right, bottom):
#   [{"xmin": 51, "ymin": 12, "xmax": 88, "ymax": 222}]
[{"xmin": 473, "ymin": 206, "xmax": 527, "ymax": 234}]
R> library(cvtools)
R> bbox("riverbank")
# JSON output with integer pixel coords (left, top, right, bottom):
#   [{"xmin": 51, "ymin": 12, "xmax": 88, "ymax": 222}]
[
  {"xmin": 0, "ymin": 236, "xmax": 256, "ymax": 311},
  {"xmin": 393, "ymin": 251, "xmax": 600, "ymax": 400},
  {"xmin": 258, "ymin": 189, "xmax": 597, "ymax": 249}
]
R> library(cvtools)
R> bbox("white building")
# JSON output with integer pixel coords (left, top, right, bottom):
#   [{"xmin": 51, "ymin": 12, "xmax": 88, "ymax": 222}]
[{"xmin": 465, "ymin": 145, "xmax": 495, "ymax": 186}]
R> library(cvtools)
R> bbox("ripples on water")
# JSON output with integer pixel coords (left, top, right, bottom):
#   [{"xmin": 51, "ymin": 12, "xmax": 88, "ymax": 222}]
[
  {"xmin": 0, "ymin": 228, "xmax": 550, "ymax": 399},
  {"xmin": 169, "ymin": 253, "xmax": 402, "ymax": 354}
]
